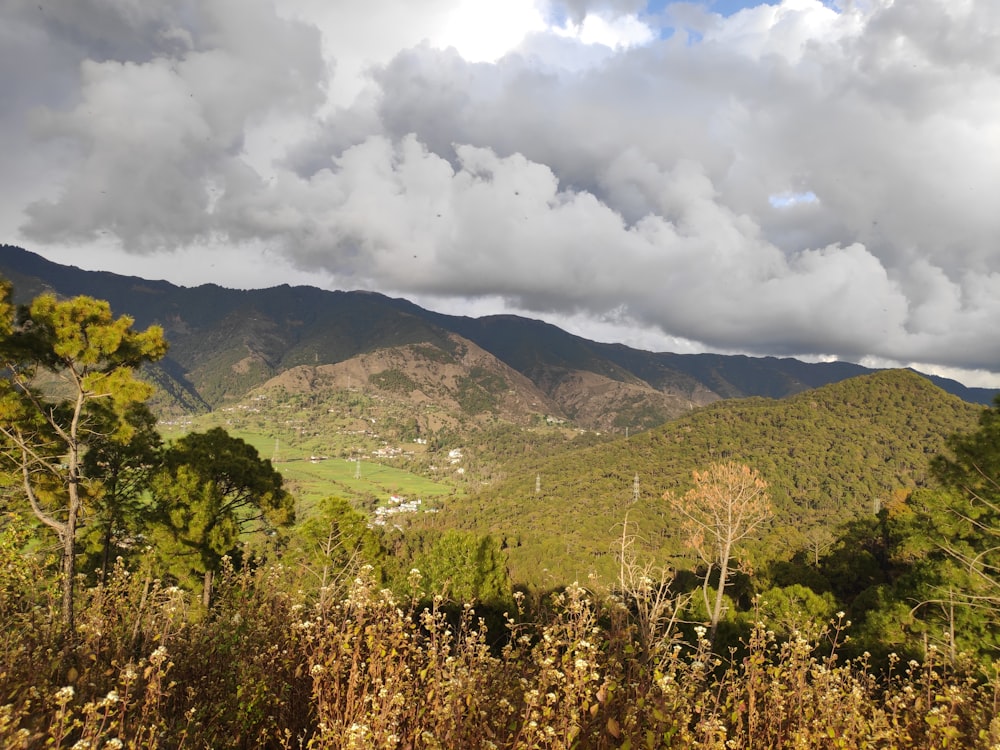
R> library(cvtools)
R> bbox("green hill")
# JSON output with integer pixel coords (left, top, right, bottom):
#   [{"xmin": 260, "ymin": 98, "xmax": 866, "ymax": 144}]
[{"xmin": 425, "ymin": 369, "xmax": 985, "ymax": 588}]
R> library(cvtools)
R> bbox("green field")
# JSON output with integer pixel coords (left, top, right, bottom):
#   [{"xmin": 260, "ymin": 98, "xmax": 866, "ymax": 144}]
[
  {"xmin": 273, "ymin": 454, "xmax": 456, "ymax": 509},
  {"xmin": 159, "ymin": 421, "xmax": 457, "ymax": 517}
]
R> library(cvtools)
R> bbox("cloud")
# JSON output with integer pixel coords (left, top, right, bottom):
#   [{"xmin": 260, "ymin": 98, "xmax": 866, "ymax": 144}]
[
  {"xmin": 4, "ymin": 0, "xmax": 1000, "ymax": 382},
  {"xmin": 553, "ymin": 0, "xmax": 649, "ymax": 25},
  {"xmin": 19, "ymin": 0, "xmax": 324, "ymax": 251}
]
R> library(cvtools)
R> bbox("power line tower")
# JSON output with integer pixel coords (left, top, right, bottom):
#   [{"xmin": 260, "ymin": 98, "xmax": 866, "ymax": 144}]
[
  {"xmin": 632, "ymin": 473, "xmax": 640, "ymax": 504},
  {"xmin": 355, "ymin": 457, "xmax": 362, "ymax": 480},
  {"xmin": 535, "ymin": 474, "xmax": 541, "ymax": 495},
  {"xmin": 272, "ymin": 438, "xmax": 279, "ymax": 463}
]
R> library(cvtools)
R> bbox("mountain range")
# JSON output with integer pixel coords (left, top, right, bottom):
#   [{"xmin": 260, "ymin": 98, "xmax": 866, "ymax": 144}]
[{"xmin": 1, "ymin": 244, "xmax": 996, "ymax": 435}]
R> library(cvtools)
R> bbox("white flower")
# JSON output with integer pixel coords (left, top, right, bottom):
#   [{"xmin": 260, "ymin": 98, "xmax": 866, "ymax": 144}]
[
  {"xmin": 55, "ymin": 685, "xmax": 75, "ymax": 703},
  {"xmin": 149, "ymin": 646, "xmax": 169, "ymax": 666}
]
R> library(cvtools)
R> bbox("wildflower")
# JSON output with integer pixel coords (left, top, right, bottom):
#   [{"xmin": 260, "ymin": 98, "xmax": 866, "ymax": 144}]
[
  {"xmin": 836, "ymin": 611, "xmax": 845, "ymax": 619},
  {"xmin": 694, "ymin": 625, "xmax": 707, "ymax": 640},
  {"xmin": 55, "ymin": 685, "xmax": 75, "ymax": 703},
  {"xmin": 148, "ymin": 645, "xmax": 169, "ymax": 667},
  {"xmin": 104, "ymin": 740, "xmax": 124, "ymax": 750}
]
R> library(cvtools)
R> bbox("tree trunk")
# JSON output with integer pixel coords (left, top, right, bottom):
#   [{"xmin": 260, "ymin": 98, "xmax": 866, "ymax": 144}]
[
  {"xmin": 203, "ymin": 568, "xmax": 214, "ymax": 608},
  {"xmin": 101, "ymin": 519, "xmax": 113, "ymax": 585},
  {"xmin": 709, "ymin": 540, "xmax": 733, "ymax": 645},
  {"xmin": 62, "ymin": 478, "xmax": 81, "ymax": 636},
  {"xmin": 62, "ymin": 394, "xmax": 84, "ymax": 637}
]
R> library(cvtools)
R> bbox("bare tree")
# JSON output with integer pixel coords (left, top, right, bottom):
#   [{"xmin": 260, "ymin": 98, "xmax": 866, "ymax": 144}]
[
  {"xmin": 665, "ymin": 462, "xmax": 772, "ymax": 642},
  {"xmin": 615, "ymin": 511, "xmax": 689, "ymax": 657}
]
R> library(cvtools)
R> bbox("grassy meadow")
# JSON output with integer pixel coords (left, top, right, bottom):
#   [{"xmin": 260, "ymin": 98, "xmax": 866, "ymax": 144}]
[{"xmin": 159, "ymin": 418, "xmax": 458, "ymax": 515}]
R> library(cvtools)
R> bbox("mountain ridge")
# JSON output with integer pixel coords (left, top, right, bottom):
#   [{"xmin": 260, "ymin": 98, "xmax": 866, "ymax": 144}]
[{"xmin": 2, "ymin": 244, "xmax": 995, "ymax": 433}]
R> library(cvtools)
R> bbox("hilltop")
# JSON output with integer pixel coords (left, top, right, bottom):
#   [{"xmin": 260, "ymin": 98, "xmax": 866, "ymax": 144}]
[{"xmin": 425, "ymin": 369, "xmax": 985, "ymax": 587}]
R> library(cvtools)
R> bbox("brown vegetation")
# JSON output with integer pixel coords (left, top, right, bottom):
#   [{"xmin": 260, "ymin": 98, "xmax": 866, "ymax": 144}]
[{"xmin": 2, "ymin": 532, "xmax": 998, "ymax": 749}]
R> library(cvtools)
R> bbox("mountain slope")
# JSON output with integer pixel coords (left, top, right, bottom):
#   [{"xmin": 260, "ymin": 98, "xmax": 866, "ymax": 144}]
[
  {"xmin": 255, "ymin": 333, "xmax": 565, "ymax": 430},
  {"xmin": 2, "ymin": 245, "xmax": 996, "ymax": 432},
  {"xmin": 427, "ymin": 369, "xmax": 985, "ymax": 587}
]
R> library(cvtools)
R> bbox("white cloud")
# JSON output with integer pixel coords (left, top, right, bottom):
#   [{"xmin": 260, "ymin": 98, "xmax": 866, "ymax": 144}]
[
  {"xmin": 3, "ymin": 0, "xmax": 1000, "ymax": 385},
  {"xmin": 433, "ymin": 0, "xmax": 548, "ymax": 62},
  {"xmin": 554, "ymin": 11, "xmax": 656, "ymax": 48}
]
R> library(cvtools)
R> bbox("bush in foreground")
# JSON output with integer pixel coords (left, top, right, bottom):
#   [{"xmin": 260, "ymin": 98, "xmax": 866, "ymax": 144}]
[{"xmin": 1, "ymin": 548, "xmax": 999, "ymax": 748}]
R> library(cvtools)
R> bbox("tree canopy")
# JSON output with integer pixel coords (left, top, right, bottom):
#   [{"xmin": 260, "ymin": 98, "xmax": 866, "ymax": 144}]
[
  {"xmin": 150, "ymin": 427, "xmax": 294, "ymax": 605},
  {"xmin": 0, "ymin": 284, "xmax": 167, "ymax": 631}
]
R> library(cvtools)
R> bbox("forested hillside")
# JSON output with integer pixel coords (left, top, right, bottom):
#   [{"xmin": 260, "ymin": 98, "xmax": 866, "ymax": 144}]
[{"xmin": 429, "ymin": 370, "xmax": 984, "ymax": 587}]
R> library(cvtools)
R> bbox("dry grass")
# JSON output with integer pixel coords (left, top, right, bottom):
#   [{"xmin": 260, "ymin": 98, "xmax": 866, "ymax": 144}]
[{"xmin": 2, "ymin": 526, "xmax": 1000, "ymax": 749}]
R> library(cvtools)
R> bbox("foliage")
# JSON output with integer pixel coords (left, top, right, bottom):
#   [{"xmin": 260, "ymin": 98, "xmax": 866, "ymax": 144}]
[
  {"xmin": 79, "ymin": 401, "xmax": 163, "ymax": 581},
  {"xmin": 455, "ymin": 373, "xmax": 498, "ymax": 415},
  {"xmin": 292, "ymin": 496, "xmax": 389, "ymax": 602},
  {"xmin": 149, "ymin": 427, "xmax": 294, "ymax": 604},
  {"xmin": 928, "ymin": 397, "xmax": 1000, "ymax": 609},
  {"xmin": 368, "ymin": 368, "xmax": 418, "ymax": 394},
  {"xmin": 0, "ymin": 284, "xmax": 167, "ymax": 630},
  {"xmin": 413, "ymin": 529, "xmax": 513, "ymax": 606}
]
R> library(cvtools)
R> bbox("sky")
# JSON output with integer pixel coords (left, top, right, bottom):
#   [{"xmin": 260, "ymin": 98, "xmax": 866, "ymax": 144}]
[{"xmin": 2, "ymin": 0, "xmax": 1000, "ymax": 386}]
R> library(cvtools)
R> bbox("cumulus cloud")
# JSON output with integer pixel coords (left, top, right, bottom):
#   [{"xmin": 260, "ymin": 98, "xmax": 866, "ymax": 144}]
[{"xmin": 3, "ymin": 0, "xmax": 1000, "ymax": 382}]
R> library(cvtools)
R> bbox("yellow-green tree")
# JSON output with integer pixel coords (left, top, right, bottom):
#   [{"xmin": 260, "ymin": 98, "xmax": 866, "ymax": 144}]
[
  {"xmin": 666, "ymin": 461, "xmax": 772, "ymax": 642},
  {"xmin": 0, "ymin": 282, "xmax": 167, "ymax": 632},
  {"xmin": 150, "ymin": 427, "xmax": 294, "ymax": 606}
]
